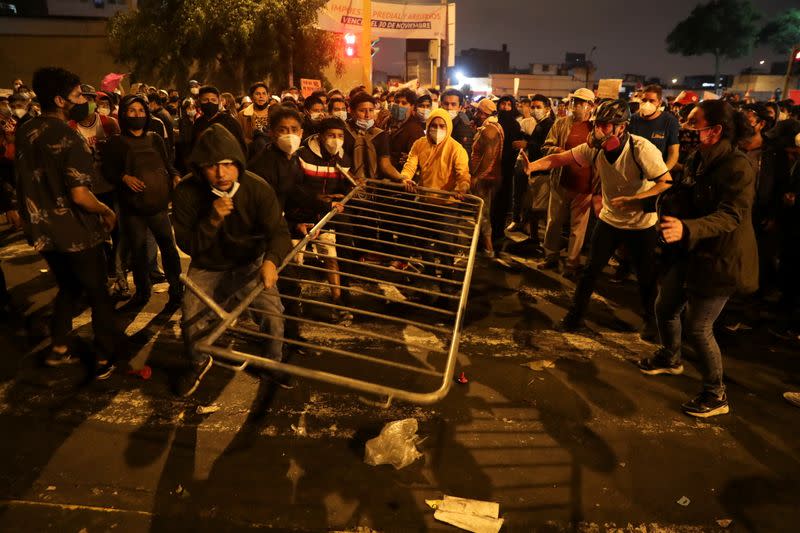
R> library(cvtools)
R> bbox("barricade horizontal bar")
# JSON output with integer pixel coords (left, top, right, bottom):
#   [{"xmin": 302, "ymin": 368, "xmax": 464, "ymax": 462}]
[
  {"xmin": 347, "ymin": 197, "xmax": 475, "ymax": 223},
  {"xmin": 308, "ymin": 238, "xmax": 466, "ymax": 272},
  {"xmin": 298, "ymin": 250, "xmax": 464, "ymax": 285},
  {"xmin": 279, "ymin": 275, "xmax": 457, "ymax": 315},
  {"xmin": 246, "ymin": 307, "xmax": 448, "ymax": 353},
  {"xmin": 286, "ymin": 262, "xmax": 460, "ymax": 300},
  {"xmin": 226, "ymin": 327, "xmax": 444, "ymax": 377},
  {"xmin": 336, "ymin": 212, "xmax": 472, "ymax": 240},
  {"xmin": 326, "ymin": 220, "xmax": 470, "ymax": 249},
  {"xmin": 344, "ymin": 204, "xmax": 475, "ymax": 230},
  {"xmin": 359, "ymin": 190, "xmax": 477, "ymax": 215},
  {"xmin": 278, "ymin": 294, "xmax": 452, "ymax": 333},
  {"xmin": 319, "ymin": 229, "xmax": 461, "ymax": 259}
]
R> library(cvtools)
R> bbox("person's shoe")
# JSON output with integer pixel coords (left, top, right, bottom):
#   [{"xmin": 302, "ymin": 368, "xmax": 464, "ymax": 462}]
[
  {"xmin": 505, "ymin": 221, "xmax": 520, "ymax": 233},
  {"xmin": 638, "ymin": 351, "xmax": 684, "ymax": 375},
  {"xmin": 175, "ymin": 355, "xmax": 214, "ymax": 397},
  {"xmin": 44, "ymin": 349, "xmax": 81, "ymax": 367},
  {"xmin": 555, "ymin": 313, "xmax": 587, "ymax": 333},
  {"xmin": 261, "ymin": 370, "xmax": 295, "ymax": 390},
  {"xmin": 538, "ymin": 257, "xmax": 560, "ymax": 271},
  {"xmin": 783, "ymin": 392, "xmax": 800, "ymax": 408},
  {"xmin": 165, "ymin": 287, "xmax": 183, "ymax": 311},
  {"xmin": 639, "ymin": 319, "xmax": 661, "ymax": 343},
  {"xmin": 609, "ymin": 264, "xmax": 631, "ymax": 284},
  {"xmin": 149, "ymin": 271, "xmax": 167, "ymax": 284},
  {"xmin": 681, "ymin": 391, "xmax": 730, "ymax": 418},
  {"xmin": 95, "ymin": 361, "xmax": 116, "ymax": 380},
  {"xmin": 121, "ymin": 292, "xmax": 149, "ymax": 310},
  {"xmin": 480, "ymin": 249, "xmax": 496, "ymax": 259}
]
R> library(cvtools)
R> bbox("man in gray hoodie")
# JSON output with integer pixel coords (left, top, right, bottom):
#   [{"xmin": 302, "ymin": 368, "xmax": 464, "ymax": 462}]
[{"xmin": 172, "ymin": 124, "xmax": 291, "ymax": 397}]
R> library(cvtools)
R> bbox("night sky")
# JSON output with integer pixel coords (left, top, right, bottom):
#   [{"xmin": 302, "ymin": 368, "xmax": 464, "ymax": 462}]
[{"xmin": 374, "ymin": 0, "xmax": 797, "ymax": 83}]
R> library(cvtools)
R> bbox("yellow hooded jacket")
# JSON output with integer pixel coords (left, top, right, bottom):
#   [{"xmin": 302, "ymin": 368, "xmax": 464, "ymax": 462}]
[{"xmin": 400, "ymin": 108, "xmax": 471, "ymax": 194}]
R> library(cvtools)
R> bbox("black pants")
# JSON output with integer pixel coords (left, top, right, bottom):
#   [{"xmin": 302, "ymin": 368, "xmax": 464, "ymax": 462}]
[
  {"xmin": 570, "ymin": 220, "xmax": 658, "ymax": 320},
  {"xmin": 41, "ymin": 246, "xmax": 121, "ymax": 358},
  {"xmin": 491, "ymin": 163, "xmax": 515, "ymax": 240},
  {"xmin": 123, "ymin": 209, "xmax": 182, "ymax": 298}
]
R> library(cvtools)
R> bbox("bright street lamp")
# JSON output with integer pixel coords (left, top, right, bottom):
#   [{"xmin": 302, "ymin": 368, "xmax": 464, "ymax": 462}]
[{"xmin": 671, "ymin": 78, "xmax": 678, "ymax": 84}]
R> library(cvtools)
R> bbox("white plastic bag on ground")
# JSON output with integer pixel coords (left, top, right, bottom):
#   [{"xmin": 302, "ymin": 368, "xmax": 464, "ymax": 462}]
[
  {"xmin": 426, "ymin": 495, "xmax": 504, "ymax": 533},
  {"xmin": 364, "ymin": 418, "xmax": 422, "ymax": 469}
]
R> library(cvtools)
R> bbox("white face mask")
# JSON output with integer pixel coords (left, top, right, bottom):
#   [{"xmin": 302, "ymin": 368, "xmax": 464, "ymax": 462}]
[
  {"xmin": 332, "ymin": 110, "xmax": 347, "ymax": 121},
  {"xmin": 532, "ymin": 108, "xmax": 548, "ymax": 121},
  {"xmin": 277, "ymin": 133, "xmax": 301, "ymax": 155},
  {"xmin": 310, "ymin": 111, "xmax": 325, "ymax": 122},
  {"xmin": 324, "ymin": 137, "xmax": 344, "ymax": 156},
  {"xmin": 12, "ymin": 108, "xmax": 27, "ymax": 119},
  {"xmin": 190, "ymin": 87, "xmax": 200, "ymax": 96},
  {"xmin": 429, "ymin": 128, "xmax": 447, "ymax": 145},
  {"xmin": 210, "ymin": 180, "xmax": 240, "ymax": 198},
  {"xmin": 639, "ymin": 101, "xmax": 658, "ymax": 117},
  {"xmin": 447, "ymin": 109, "xmax": 458, "ymax": 119},
  {"xmin": 417, "ymin": 108, "xmax": 431, "ymax": 121},
  {"xmin": 186, "ymin": 109, "xmax": 197, "ymax": 118},
  {"xmin": 97, "ymin": 107, "xmax": 111, "ymax": 116}
]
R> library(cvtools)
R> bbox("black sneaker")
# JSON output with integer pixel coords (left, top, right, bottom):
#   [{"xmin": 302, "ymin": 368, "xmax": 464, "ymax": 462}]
[
  {"xmin": 95, "ymin": 362, "xmax": 116, "ymax": 380},
  {"xmin": 175, "ymin": 355, "xmax": 214, "ymax": 397},
  {"xmin": 44, "ymin": 349, "xmax": 81, "ymax": 367},
  {"xmin": 555, "ymin": 313, "xmax": 587, "ymax": 333},
  {"xmin": 681, "ymin": 391, "xmax": 730, "ymax": 418},
  {"xmin": 638, "ymin": 353, "xmax": 684, "ymax": 375}
]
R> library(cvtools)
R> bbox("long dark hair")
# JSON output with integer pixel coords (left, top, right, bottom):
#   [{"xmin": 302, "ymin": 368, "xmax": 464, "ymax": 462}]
[{"xmin": 697, "ymin": 100, "xmax": 749, "ymax": 145}]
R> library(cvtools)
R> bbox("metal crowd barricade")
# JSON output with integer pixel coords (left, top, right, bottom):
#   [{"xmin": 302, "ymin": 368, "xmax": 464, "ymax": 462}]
[{"xmin": 181, "ymin": 177, "xmax": 483, "ymax": 405}]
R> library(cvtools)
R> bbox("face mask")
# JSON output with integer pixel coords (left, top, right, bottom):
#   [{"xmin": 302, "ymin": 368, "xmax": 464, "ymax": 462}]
[
  {"xmin": 186, "ymin": 109, "xmax": 197, "ymax": 118},
  {"xmin": 429, "ymin": 128, "xmax": 447, "ymax": 145},
  {"xmin": 417, "ymin": 108, "xmax": 431, "ymax": 121},
  {"xmin": 588, "ymin": 127, "xmax": 621, "ymax": 151},
  {"xmin": 639, "ymin": 101, "xmax": 657, "ymax": 117},
  {"xmin": 310, "ymin": 111, "xmax": 325, "ymax": 122},
  {"xmin": 68, "ymin": 101, "xmax": 89, "ymax": 122},
  {"xmin": 680, "ymin": 127, "xmax": 701, "ymax": 152},
  {"xmin": 210, "ymin": 180, "xmax": 240, "ymax": 198},
  {"xmin": 97, "ymin": 106, "xmax": 111, "ymax": 116},
  {"xmin": 170, "ymin": 96, "xmax": 180, "ymax": 103},
  {"xmin": 332, "ymin": 110, "xmax": 347, "ymax": 121},
  {"xmin": 391, "ymin": 104, "xmax": 409, "ymax": 122},
  {"xmin": 447, "ymin": 109, "xmax": 458, "ymax": 120},
  {"xmin": 12, "ymin": 108, "xmax": 27, "ymax": 119},
  {"xmin": 200, "ymin": 102, "xmax": 219, "ymax": 117},
  {"xmin": 87, "ymin": 101, "xmax": 97, "ymax": 116},
  {"xmin": 532, "ymin": 108, "xmax": 548, "ymax": 121},
  {"xmin": 190, "ymin": 87, "xmax": 200, "ymax": 96},
  {"xmin": 127, "ymin": 116, "xmax": 147, "ymax": 131},
  {"xmin": 356, "ymin": 118, "xmax": 374, "ymax": 130},
  {"xmin": 276, "ymin": 133, "xmax": 301, "ymax": 155},
  {"xmin": 324, "ymin": 137, "xmax": 344, "ymax": 156}
]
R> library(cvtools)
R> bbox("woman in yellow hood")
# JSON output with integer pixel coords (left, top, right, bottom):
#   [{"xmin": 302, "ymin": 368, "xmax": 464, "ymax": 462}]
[{"xmin": 399, "ymin": 108, "xmax": 471, "ymax": 196}]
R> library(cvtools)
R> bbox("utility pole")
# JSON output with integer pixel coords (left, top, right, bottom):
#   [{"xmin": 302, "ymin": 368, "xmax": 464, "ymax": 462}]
[
  {"xmin": 439, "ymin": 0, "xmax": 448, "ymax": 90},
  {"xmin": 782, "ymin": 45, "xmax": 799, "ymax": 98},
  {"xmin": 361, "ymin": 0, "xmax": 372, "ymax": 92}
]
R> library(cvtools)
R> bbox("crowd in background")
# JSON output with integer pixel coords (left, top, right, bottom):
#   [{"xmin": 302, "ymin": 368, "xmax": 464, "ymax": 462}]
[{"xmin": 1, "ymin": 67, "xmax": 799, "ymax": 415}]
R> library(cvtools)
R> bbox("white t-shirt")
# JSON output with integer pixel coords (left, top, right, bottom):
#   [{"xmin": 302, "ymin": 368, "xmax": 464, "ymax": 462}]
[{"xmin": 571, "ymin": 134, "xmax": 668, "ymax": 230}]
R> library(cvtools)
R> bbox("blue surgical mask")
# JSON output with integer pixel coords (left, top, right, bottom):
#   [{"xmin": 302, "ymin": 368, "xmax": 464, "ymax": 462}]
[
  {"xmin": 417, "ymin": 108, "xmax": 431, "ymax": 121},
  {"xmin": 391, "ymin": 104, "xmax": 409, "ymax": 122},
  {"xmin": 356, "ymin": 118, "xmax": 374, "ymax": 130}
]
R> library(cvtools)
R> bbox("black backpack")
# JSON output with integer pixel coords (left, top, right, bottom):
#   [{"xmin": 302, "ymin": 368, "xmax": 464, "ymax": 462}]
[{"xmin": 122, "ymin": 133, "xmax": 170, "ymax": 215}]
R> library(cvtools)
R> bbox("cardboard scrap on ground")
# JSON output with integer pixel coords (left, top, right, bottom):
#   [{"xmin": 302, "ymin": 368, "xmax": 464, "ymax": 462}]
[
  {"xmin": 521, "ymin": 360, "xmax": 555, "ymax": 371},
  {"xmin": 426, "ymin": 495, "xmax": 503, "ymax": 533}
]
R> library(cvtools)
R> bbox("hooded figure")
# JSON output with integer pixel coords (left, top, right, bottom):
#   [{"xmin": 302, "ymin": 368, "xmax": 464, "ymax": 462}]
[
  {"xmin": 399, "ymin": 108, "xmax": 470, "ymax": 196},
  {"xmin": 173, "ymin": 123, "xmax": 291, "ymax": 272}
]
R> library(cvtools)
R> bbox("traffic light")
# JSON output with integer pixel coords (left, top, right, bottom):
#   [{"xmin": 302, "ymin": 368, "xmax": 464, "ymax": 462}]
[{"xmin": 344, "ymin": 33, "xmax": 358, "ymax": 58}]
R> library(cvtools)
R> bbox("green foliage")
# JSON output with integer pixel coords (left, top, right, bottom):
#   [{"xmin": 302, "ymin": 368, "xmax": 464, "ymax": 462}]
[
  {"xmin": 759, "ymin": 9, "xmax": 800, "ymax": 55},
  {"xmin": 107, "ymin": 0, "xmax": 341, "ymax": 91},
  {"xmin": 666, "ymin": 0, "xmax": 761, "ymax": 61}
]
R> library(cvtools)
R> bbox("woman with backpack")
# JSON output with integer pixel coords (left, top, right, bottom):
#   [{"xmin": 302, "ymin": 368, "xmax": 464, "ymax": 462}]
[{"xmin": 102, "ymin": 94, "xmax": 183, "ymax": 309}]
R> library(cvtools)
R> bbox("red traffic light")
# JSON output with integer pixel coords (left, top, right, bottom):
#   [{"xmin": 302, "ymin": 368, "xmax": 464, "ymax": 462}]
[{"xmin": 344, "ymin": 33, "xmax": 358, "ymax": 57}]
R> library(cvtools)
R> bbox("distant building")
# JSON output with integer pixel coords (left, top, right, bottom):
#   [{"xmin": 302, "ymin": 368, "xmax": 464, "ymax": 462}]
[
  {"xmin": 732, "ymin": 73, "xmax": 799, "ymax": 100},
  {"xmin": 683, "ymin": 74, "xmax": 734, "ymax": 91},
  {"xmin": 455, "ymin": 44, "xmax": 510, "ymax": 78}
]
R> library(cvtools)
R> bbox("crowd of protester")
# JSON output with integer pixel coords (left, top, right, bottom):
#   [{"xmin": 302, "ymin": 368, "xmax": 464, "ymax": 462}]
[{"xmin": 1, "ymin": 67, "xmax": 799, "ymax": 416}]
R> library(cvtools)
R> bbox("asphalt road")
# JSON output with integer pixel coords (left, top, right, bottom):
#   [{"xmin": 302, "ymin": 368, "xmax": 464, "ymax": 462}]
[{"xmin": 0, "ymin": 225, "xmax": 798, "ymax": 533}]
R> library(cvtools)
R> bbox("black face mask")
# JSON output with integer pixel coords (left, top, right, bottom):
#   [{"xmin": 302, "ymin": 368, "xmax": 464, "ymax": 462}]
[
  {"xmin": 127, "ymin": 116, "xmax": 147, "ymax": 131},
  {"xmin": 200, "ymin": 102, "xmax": 220, "ymax": 117},
  {"xmin": 170, "ymin": 95, "xmax": 180, "ymax": 103},
  {"xmin": 253, "ymin": 102, "xmax": 269, "ymax": 111},
  {"xmin": 68, "ymin": 102, "xmax": 89, "ymax": 122}
]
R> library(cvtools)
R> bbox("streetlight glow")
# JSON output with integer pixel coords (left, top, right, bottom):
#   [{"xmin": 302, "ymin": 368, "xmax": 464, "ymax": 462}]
[{"xmin": 671, "ymin": 78, "xmax": 678, "ymax": 84}]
